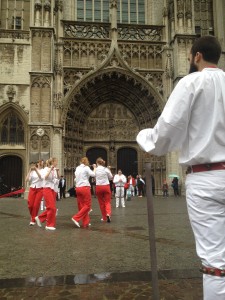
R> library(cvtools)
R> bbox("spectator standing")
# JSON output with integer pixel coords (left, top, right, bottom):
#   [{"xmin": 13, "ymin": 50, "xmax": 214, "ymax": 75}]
[
  {"xmin": 172, "ymin": 177, "xmax": 179, "ymax": 196},
  {"xmin": 113, "ymin": 170, "xmax": 126, "ymax": 208},
  {"xmin": 162, "ymin": 179, "xmax": 169, "ymax": 197},
  {"xmin": 137, "ymin": 175, "xmax": 145, "ymax": 197},
  {"xmin": 137, "ymin": 36, "xmax": 225, "ymax": 300},
  {"xmin": 58, "ymin": 175, "xmax": 66, "ymax": 199}
]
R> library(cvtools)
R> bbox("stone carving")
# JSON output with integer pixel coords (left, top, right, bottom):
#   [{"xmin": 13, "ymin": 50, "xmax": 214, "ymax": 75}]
[
  {"xmin": 31, "ymin": 135, "xmax": 39, "ymax": 150},
  {"xmin": 54, "ymin": 0, "xmax": 63, "ymax": 12},
  {"xmin": 64, "ymin": 70, "xmax": 89, "ymax": 95},
  {"xmin": 63, "ymin": 40, "xmax": 111, "ymax": 68},
  {"xmin": 32, "ymin": 30, "xmax": 53, "ymax": 38},
  {"xmin": 165, "ymin": 52, "xmax": 174, "ymax": 79},
  {"xmin": 110, "ymin": 0, "xmax": 117, "ymax": 8},
  {"xmin": 44, "ymin": 0, "xmax": 51, "ymax": 11},
  {"xmin": 53, "ymin": 93, "xmax": 63, "ymax": 109},
  {"xmin": 6, "ymin": 85, "xmax": 16, "ymax": 102},
  {"xmin": 54, "ymin": 62, "xmax": 63, "ymax": 75},
  {"xmin": 185, "ymin": 0, "xmax": 192, "ymax": 19},
  {"xmin": 118, "ymin": 43, "xmax": 163, "ymax": 69},
  {"xmin": 177, "ymin": 0, "xmax": 184, "ymax": 18},
  {"xmin": 0, "ymin": 30, "xmax": 30, "ymax": 40},
  {"xmin": 31, "ymin": 76, "xmax": 51, "ymax": 88},
  {"xmin": 64, "ymin": 23, "xmax": 110, "ymax": 39},
  {"xmin": 117, "ymin": 25, "xmax": 163, "ymax": 41},
  {"xmin": 34, "ymin": 0, "xmax": 42, "ymax": 10},
  {"xmin": 169, "ymin": 0, "xmax": 174, "ymax": 19},
  {"xmin": 41, "ymin": 135, "xmax": 50, "ymax": 149},
  {"xmin": 83, "ymin": 103, "xmax": 139, "ymax": 142}
]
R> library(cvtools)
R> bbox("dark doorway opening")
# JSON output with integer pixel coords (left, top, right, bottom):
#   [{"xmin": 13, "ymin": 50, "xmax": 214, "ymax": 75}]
[
  {"xmin": 0, "ymin": 156, "xmax": 23, "ymax": 194},
  {"xmin": 117, "ymin": 148, "xmax": 137, "ymax": 177},
  {"xmin": 86, "ymin": 148, "xmax": 107, "ymax": 165}
]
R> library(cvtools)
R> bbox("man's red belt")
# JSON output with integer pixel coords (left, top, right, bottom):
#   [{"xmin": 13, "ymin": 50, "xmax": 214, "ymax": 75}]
[
  {"xmin": 200, "ymin": 266, "xmax": 225, "ymax": 277},
  {"xmin": 189, "ymin": 162, "xmax": 225, "ymax": 173}
]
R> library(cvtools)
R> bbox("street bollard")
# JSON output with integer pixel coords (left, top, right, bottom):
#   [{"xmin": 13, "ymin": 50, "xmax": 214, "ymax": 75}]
[{"xmin": 145, "ymin": 162, "xmax": 160, "ymax": 300}]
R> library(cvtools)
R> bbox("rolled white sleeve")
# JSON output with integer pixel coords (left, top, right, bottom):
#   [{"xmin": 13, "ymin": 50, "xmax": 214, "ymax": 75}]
[{"xmin": 136, "ymin": 76, "xmax": 192, "ymax": 156}]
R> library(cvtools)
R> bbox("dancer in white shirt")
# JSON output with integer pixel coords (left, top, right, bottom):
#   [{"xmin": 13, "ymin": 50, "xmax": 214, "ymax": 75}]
[
  {"xmin": 137, "ymin": 36, "xmax": 225, "ymax": 300},
  {"xmin": 71, "ymin": 157, "xmax": 96, "ymax": 228},
  {"xmin": 25, "ymin": 160, "xmax": 44, "ymax": 226},
  {"xmin": 113, "ymin": 170, "xmax": 126, "ymax": 208},
  {"xmin": 35, "ymin": 158, "xmax": 59, "ymax": 231},
  {"xmin": 95, "ymin": 157, "xmax": 113, "ymax": 222}
]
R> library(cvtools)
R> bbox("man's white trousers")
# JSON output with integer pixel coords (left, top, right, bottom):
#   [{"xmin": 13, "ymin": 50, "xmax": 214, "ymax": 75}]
[{"xmin": 186, "ymin": 170, "xmax": 225, "ymax": 300}]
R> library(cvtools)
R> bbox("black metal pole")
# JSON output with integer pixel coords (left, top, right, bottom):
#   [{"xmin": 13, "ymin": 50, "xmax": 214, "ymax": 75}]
[{"xmin": 145, "ymin": 162, "xmax": 160, "ymax": 300}]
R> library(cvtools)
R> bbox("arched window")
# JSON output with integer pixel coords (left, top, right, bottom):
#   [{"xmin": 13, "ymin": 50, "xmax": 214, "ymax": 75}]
[{"xmin": 0, "ymin": 112, "xmax": 24, "ymax": 144}]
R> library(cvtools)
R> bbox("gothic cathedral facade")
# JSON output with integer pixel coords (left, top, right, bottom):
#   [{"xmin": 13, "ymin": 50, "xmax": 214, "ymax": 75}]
[{"xmin": 0, "ymin": 0, "xmax": 224, "ymax": 195}]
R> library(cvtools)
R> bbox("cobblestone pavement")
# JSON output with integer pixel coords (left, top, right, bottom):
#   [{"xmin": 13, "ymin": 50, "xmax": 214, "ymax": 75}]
[{"xmin": 0, "ymin": 195, "xmax": 203, "ymax": 299}]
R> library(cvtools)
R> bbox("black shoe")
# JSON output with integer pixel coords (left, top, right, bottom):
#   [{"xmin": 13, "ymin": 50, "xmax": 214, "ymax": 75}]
[{"xmin": 107, "ymin": 215, "xmax": 111, "ymax": 223}]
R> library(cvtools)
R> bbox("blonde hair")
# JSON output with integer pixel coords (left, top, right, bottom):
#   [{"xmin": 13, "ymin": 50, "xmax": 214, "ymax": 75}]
[
  {"xmin": 96, "ymin": 157, "xmax": 105, "ymax": 166},
  {"xmin": 47, "ymin": 157, "xmax": 57, "ymax": 167},
  {"xmin": 80, "ymin": 157, "xmax": 89, "ymax": 166}
]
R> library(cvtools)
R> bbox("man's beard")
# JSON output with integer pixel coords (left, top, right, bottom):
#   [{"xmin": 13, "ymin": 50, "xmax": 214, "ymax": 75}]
[{"xmin": 189, "ymin": 62, "xmax": 198, "ymax": 74}]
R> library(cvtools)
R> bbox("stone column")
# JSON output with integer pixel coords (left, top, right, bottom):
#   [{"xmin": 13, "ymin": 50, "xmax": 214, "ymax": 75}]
[
  {"xmin": 34, "ymin": 0, "xmax": 42, "ymax": 27},
  {"xmin": 44, "ymin": 0, "xmax": 51, "ymax": 27},
  {"xmin": 110, "ymin": 0, "xmax": 118, "ymax": 43},
  {"xmin": 177, "ymin": 0, "xmax": 184, "ymax": 33}
]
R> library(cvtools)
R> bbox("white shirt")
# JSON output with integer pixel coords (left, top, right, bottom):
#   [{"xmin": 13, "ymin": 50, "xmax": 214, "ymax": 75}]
[
  {"xmin": 95, "ymin": 166, "xmax": 113, "ymax": 185},
  {"xmin": 29, "ymin": 169, "xmax": 44, "ymax": 188},
  {"xmin": 75, "ymin": 164, "xmax": 95, "ymax": 187},
  {"xmin": 42, "ymin": 167, "xmax": 58, "ymax": 190},
  {"xmin": 113, "ymin": 174, "xmax": 127, "ymax": 187},
  {"xmin": 137, "ymin": 68, "xmax": 225, "ymax": 166}
]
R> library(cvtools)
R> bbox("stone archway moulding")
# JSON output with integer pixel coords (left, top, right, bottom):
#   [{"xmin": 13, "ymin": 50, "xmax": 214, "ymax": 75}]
[{"xmin": 62, "ymin": 45, "xmax": 164, "ymax": 126}]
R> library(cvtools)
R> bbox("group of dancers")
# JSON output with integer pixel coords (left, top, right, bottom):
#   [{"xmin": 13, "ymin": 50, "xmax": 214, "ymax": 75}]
[
  {"xmin": 26, "ymin": 156, "xmax": 129, "ymax": 230},
  {"xmin": 26, "ymin": 158, "xmax": 59, "ymax": 230}
]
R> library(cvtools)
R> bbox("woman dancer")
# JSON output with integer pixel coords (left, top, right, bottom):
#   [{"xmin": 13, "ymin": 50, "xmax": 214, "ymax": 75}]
[
  {"xmin": 35, "ymin": 157, "xmax": 59, "ymax": 231},
  {"xmin": 71, "ymin": 157, "xmax": 95, "ymax": 228},
  {"xmin": 25, "ymin": 160, "xmax": 44, "ymax": 226},
  {"xmin": 95, "ymin": 157, "xmax": 113, "ymax": 223}
]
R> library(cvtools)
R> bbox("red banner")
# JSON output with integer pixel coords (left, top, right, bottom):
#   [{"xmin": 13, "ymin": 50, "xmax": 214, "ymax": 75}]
[{"xmin": 0, "ymin": 188, "xmax": 25, "ymax": 199}]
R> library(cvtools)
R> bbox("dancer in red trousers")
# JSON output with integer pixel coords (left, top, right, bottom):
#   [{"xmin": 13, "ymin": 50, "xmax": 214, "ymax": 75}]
[
  {"xmin": 71, "ymin": 157, "xmax": 96, "ymax": 228},
  {"xmin": 25, "ymin": 160, "xmax": 44, "ymax": 226},
  {"xmin": 95, "ymin": 157, "xmax": 113, "ymax": 223},
  {"xmin": 35, "ymin": 157, "xmax": 59, "ymax": 231}
]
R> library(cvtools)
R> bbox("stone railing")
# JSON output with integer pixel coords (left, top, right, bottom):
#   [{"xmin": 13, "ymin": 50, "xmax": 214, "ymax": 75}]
[
  {"xmin": 64, "ymin": 21, "xmax": 110, "ymax": 39},
  {"xmin": 117, "ymin": 24, "xmax": 164, "ymax": 41},
  {"xmin": 63, "ymin": 21, "xmax": 164, "ymax": 42},
  {"xmin": 0, "ymin": 29, "xmax": 30, "ymax": 40}
]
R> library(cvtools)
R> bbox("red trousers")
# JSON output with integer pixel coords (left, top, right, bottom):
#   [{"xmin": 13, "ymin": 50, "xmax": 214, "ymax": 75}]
[
  {"xmin": 72, "ymin": 186, "xmax": 91, "ymax": 227},
  {"xmin": 96, "ymin": 185, "xmax": 111, "ymax": 221},
  {"xmin": 38, "ymin": 188, "xmax": 56, "ymax": 227},
  {"xmin": 28, "ymin": 187, "xmax": 43, "ymax": 222}
]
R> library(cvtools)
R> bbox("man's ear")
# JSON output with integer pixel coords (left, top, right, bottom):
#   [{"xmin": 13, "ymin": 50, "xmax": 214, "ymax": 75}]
[{"xmin": 195, "ymin": 52, "xmax": 202, "ymax": 63}]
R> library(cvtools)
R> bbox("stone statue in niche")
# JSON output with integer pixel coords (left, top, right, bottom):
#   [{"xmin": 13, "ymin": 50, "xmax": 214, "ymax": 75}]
[
  {"xmin": 31, "ymin": 135, "xmax": 39, "ymax": 150},
  {"xmin": 41, "ymin": 135, "xmax": 50, "ymax": 149}
]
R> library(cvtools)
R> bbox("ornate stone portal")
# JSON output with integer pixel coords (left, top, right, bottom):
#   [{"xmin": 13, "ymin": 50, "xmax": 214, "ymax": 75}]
[{"xmin": 83, "ymin": 102, "xmax": 139, "ymax": 167}]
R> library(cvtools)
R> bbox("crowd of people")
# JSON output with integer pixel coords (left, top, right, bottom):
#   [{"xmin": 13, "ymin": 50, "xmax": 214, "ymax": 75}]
[
  {"xmin": 25, "ymin": 156, "xmax": 149, "ymax": 230},
  {"xmin": 26, "ymin": 155, "xmax": 180, "ymax": 231}
]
